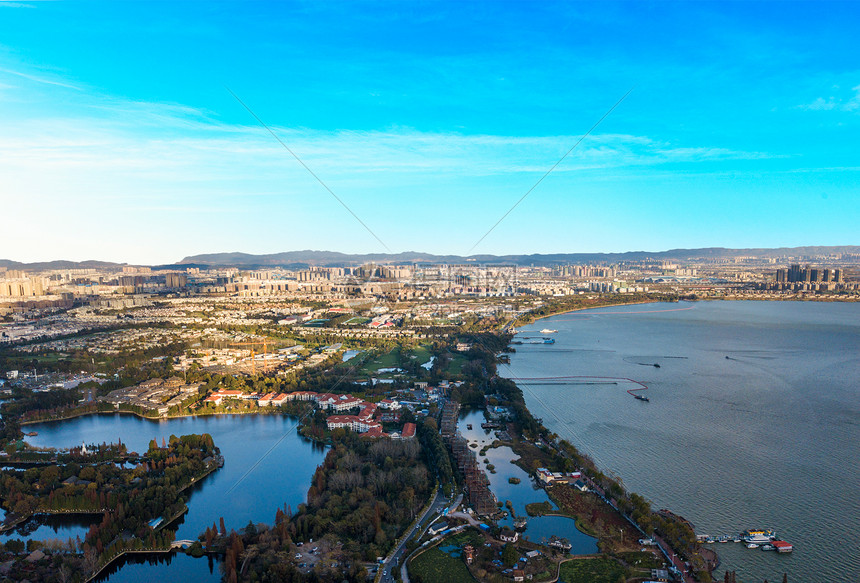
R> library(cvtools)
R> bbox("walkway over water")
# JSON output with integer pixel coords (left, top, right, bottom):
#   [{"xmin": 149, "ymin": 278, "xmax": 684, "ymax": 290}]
[{"xmin": 513, "ymin": 375, "xmax": 649, "ymax": 399}]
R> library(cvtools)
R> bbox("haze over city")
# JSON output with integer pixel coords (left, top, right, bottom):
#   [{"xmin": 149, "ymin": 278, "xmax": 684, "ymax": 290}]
[{"xmin": 2, "ymin": 1, "xmax": 859, "ymax": 264}]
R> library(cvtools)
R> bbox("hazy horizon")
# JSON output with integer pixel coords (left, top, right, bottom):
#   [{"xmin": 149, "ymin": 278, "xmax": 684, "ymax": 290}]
[{"xmin": 3, "ymin": 244, "xmax": 860, "ymax": 269}]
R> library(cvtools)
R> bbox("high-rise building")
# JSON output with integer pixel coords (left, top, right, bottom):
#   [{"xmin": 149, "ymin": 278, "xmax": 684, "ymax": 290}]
[{"xmin": 165, "ymin": 273, "xmax": 188, "ymax": 288}]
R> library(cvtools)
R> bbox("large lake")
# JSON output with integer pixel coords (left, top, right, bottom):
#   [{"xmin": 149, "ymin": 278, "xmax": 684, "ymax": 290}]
[
  {"xmin": 13, "ymin": 413, "xmax": 328, "ymax": 582},
  {"xmin": 504, "ymin": 300, "xmax": 860, "ymax": 582}
]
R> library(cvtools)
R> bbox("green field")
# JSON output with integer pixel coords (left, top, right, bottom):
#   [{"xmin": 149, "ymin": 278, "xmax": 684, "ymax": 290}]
[
  {"xmin": 558, "ymin": 557, "xmax": 626, "ymax": 583},
  {"xmin": 443, "ymin": 530, "xmax": 485, "ymax": 547},
  {"xmin": 408, "ymin": 546, "xmax": 476, "ymax": 583},
  {"xmin": 446, "ymin": 353, "xmax": 468, "ymax": 375},
  {"xmin": 410, "ymin": 345, "xmax": 433, "ymax": 366},
  {"xmin": 617, "ymin": 551, "xmax": 662, "ymax": 570},
  {"xmin": 358, "ymin": 347, "xmax": 402, "ymax": 374}
]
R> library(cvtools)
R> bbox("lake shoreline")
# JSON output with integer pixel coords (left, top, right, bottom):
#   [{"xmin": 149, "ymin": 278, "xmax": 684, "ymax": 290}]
[
  {"xmin": 20, "ymin": 408, "xmax": 300, "ymax": 428},
  {"xmin": 504, "ymin": 300, "xmax": 860, "ymax": 582}
]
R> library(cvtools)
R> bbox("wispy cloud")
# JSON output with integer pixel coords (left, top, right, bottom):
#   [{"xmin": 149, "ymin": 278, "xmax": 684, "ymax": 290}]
[
  {"xmin": 0, "ymin": 112, "xmax": 775, "ymax": 184},
  {"xmin": 0, "ymin": 66, "xmax": 81, "ymax": 90},
  {"xmin": 800, "ymin": 84, "xmax": 860, "ymax": 112}
]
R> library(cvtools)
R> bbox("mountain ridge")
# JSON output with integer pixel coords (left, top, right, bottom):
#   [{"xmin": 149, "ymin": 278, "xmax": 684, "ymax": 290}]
[
  {"xmin": 2, "ymin": 246, "xmax": 857, "ymax": 271},
  {"xmin": 179, "ymin": 246, "xmax": 860, "ymax": 267}
]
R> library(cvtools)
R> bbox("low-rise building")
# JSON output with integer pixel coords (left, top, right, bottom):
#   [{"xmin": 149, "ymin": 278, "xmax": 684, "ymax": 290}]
[{"xmin": 499, "ymin": 527, "xmax": 519, "ymax": 543}]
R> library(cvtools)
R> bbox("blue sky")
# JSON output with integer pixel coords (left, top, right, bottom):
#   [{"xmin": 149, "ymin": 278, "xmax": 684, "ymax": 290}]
[{"xmin": 1, "ymin": 1, "xmax": 858, "ymax": 264}]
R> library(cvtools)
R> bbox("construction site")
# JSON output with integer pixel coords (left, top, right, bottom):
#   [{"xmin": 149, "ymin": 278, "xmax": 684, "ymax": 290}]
[{"xmin": 440, "ymin": 401, "xmax": 497, "ymax": 516}]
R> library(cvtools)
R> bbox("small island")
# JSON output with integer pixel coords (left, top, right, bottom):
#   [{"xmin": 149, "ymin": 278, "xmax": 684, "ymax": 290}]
[{"xmin": 0, "ymin": 433, "xmax": 222, "ymax": 582}]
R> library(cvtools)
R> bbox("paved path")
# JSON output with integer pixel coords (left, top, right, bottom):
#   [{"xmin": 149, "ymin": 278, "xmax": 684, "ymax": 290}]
[{"xmin": 379, "ymin": 487, "xmax": 447, "ymax": 583}]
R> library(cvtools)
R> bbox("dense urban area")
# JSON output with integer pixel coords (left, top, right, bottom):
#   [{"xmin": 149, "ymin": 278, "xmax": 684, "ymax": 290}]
[{"xmin": 0, "ymin": 248, "xmax": 856, "ymax": 583}]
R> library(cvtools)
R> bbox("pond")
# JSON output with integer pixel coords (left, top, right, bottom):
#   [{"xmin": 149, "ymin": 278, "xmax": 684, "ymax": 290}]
[{"xmin": 458, "ymin": 410, "xmax": 597, "ymax": 554}]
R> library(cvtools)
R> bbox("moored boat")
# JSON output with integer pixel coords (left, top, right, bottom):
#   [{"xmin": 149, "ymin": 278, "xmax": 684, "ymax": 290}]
[
  {"xmin": 741, "ymin": 528, "xmax": 776, "ymax": 545},
  {"xmin": 772, "ymin": 540, "xmax": 793, "ymax": 553},
  {"xmin": 746, "ymin": 543, "xmax": 759, "ymax": 549}
]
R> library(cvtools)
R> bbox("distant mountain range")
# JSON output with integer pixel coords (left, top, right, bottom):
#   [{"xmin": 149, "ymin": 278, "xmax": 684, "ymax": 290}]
[
  {"xmin": 1, "ymin": 246, "xmax": 857, "ymax": 271},
  {"xmin": 0, "ymin": 259, "xmax": 126, "ymax": 271},
  {"xmin": 175, "ymin": 246, "xmax": 860, "ymax": 268}
]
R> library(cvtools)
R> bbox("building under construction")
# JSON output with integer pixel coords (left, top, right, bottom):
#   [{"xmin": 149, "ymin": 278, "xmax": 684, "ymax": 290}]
[{"xmin": 440, "ymin": 400, "xmax": 497, "ymax": 516}]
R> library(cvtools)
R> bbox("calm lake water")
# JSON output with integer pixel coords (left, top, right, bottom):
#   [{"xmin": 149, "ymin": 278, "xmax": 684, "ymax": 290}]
[
  {"xmin": 15, "ymin": 413, "xmax": 328, "ymax": 582},
  {"xmin": 504, "ymin": 300, "xmax": 860, "ymax": 582}
]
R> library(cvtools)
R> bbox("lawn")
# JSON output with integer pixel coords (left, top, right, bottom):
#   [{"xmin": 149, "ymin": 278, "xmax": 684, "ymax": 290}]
[
  {"xmin": 408, "ymin": 546, "xmax": 476, "ymax": 583},
  {"xmin": 444, "ymin": 530, "xmax": 486, "ymax": 548},
  {"xmin": 446, "ymin": 353, "xmax": 468, "ymax": 375},
  {"xmin": 617, "ymin": 550, "xmax": 662, "ymax": 570},
  {"xmin": 358, "ymin": 347, "xmax": 402, "ymax": 374},
  {"xmin": 558, "ymin": 557, "xmax": 626, "ymax": 583},
  {"xmin": 409, "ymin": 345, "xmax": 433, "ymax": 366}
]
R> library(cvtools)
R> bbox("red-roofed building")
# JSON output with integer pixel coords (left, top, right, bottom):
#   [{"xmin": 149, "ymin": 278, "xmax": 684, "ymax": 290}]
[
  {"xmin": 400, "ymin": 422, "xmax": 416, "ymax": 439},
  {"xmin": 363, "ymin": 425, "xmax": 386, "ymax": 438},
  {"xmin": 772, "ymin": 540, "xmax": 793, "ymax": 553},
  {"xmin": 270, "ymin": 393, "xmax": 289, "ymax": 406},
  {"xmin": 288, "ymin": 391, "xmax": 317, "ymax": 401},
  {"xmin": 258, "ymin": 392, "xmax": 277, "ymax": 406},
  {"xmin": 331, "ymin": 395, "xmax": 364, "ymax": 412},
  {"xmin": 358, "ymin": 403, "xmax": 377, "ymax": 420},
  {"xmin": 326, "ymin": 415, "xmax": 385, "ymax": 437},
  {"xmin": 204, "ymin": 394, "xmax": 223, "ymax": 406}
]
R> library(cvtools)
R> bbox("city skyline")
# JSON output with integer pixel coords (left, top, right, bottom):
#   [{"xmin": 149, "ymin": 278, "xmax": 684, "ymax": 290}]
[{"xmin": 2, "ymin": 1, "xmax": 859, "ymax": 264}]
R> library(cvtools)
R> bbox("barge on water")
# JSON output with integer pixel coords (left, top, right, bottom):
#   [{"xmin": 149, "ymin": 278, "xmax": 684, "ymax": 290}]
[
  {"xmin": 771, "ymin": 540, "xmax": 793, "ymax": 553},
  {"xmin": 546, "ymin": 536, "xmax": 572, "ymax": 551}
]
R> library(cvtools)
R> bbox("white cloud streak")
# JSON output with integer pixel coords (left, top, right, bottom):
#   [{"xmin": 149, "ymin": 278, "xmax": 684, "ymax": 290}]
[
  {"xmin": 0, "ymin": 67, "xmax": 81, "ymax": 90},
  {"xmin": 0, "ymin": 117, "xmax": 773, "ymax": 183},
  {"xmin": 800, "ymin": 84, "xmax": 860, "ymax": 112}
]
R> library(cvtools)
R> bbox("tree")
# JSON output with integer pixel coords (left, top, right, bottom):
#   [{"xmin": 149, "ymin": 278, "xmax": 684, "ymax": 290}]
[
  {"xmin": 5, "ymin": 539, "xmax": 24, "ymax": 554},
  {"xmin": 501, "ymin": 543, "xmax": 517, "ymax": 567}
]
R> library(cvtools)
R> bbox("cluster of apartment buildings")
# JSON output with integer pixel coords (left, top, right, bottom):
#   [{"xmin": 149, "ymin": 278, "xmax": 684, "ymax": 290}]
[
  {"xmin": 98, "ymin": 377, "xmax": 201, "ymax": 415},
  {"xmin": 0, "ymin": 274, "xmax": 48, "ymax": 298}
]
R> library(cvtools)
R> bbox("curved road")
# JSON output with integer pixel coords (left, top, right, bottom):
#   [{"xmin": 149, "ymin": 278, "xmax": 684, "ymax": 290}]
[{"xmin": 378, "ymin": 487, "xmax": 449, "ymax": 583}]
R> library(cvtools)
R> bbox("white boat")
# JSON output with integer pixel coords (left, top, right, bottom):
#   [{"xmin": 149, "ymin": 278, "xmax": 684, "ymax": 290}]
[
  {"xmin": 741, "ymin": 529, "xmax": 776, "ymax": 545},
  {"xmin": 760, "ymin": 544, "xmax": 776, "ymax": 551},
  {"xmin": 540, "ymin": 329, "xmax": 558, "ymax": 334},
  {"xmin": 746, "ymin": 543, "xmax": 759, "ymax": 549}
]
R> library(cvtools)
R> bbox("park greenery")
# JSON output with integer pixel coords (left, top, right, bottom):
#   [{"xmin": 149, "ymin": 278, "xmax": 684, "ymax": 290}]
[
  {"xmin": 0, "ymin": 433, "xmax": 221, "ymax": 582},
  {"xmin": 221, "ymin": 431, "xmax": 434, "ymax": 582}
]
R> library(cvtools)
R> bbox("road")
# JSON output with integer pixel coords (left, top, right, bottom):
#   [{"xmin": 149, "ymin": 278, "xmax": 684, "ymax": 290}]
[{"xmin": 378, "ymin": 486, "xmax": 449, "ymax": 583}]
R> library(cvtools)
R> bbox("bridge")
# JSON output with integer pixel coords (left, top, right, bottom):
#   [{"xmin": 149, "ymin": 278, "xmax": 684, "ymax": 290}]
[
  {"xmin": 514, "ymin": 375, "xmax": 650, "ymax": 399},
  {"xmin": 170, "ymin": 540, "xmax": 196, "ymax": 549}
]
